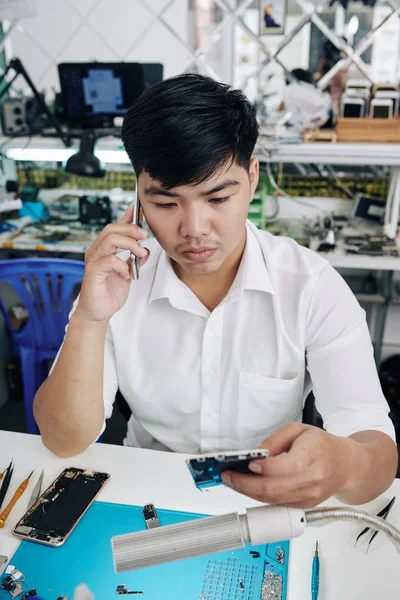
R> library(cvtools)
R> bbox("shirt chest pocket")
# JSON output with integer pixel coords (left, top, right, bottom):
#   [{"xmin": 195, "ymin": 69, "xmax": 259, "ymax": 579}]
[{"xmin": 237, "ymin": 372, "xmax": 304, "ymax": 443}]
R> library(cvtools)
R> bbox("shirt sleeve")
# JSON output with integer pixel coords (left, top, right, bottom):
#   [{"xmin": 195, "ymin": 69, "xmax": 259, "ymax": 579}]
[
  {"xmin": 305, "ymin": 263, "xmax": 395, "ymax": 442},
  {"xmin": 50, "ymin": 297, "xmax": 119, "ymax": 429}
]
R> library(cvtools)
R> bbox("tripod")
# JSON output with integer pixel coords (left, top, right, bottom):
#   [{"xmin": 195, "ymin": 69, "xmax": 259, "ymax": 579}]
[{"xmin": 0, "ymin": 57, "xmax": 71, "ymax": 147}]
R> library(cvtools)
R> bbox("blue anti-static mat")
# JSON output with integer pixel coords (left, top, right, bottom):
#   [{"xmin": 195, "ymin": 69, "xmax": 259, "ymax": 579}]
[{"xmin": 3, "ymin": 501, "xmax": 290, "ymax": 600}]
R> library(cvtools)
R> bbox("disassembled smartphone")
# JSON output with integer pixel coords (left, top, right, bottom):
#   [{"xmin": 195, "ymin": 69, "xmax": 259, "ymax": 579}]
[
  {"xmin": 12, "ymin": 467, "xmax": 110, "ymax": 547},
  {"xmin": 186, "ymin": 449, "xmax": 268, "ymax": 490},
  {"xmin": 130, "ymin": 187, "xmax": 141, "ymax": 280}
]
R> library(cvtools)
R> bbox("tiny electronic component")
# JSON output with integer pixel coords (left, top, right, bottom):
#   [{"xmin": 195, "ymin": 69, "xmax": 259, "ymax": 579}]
[
  {"xmin": 142, "ymin": 504, "xmax": 161, "ymax": 529},
  {"xmin": 187, "ymin": 449, "xmax": 268, "ymax": 490},
  {"xmin": 116, "ymin": 584, "xmax": 144, "ymax": 595},
  {"xmin": 0, "ymin": 569, "xmax": 27, "ymax": 599}
]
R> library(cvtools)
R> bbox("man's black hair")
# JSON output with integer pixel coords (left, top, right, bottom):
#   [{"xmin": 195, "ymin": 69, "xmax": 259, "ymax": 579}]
[{"xmin": 122, "ymin": 74, "xmax": 259, "ymax": 189}]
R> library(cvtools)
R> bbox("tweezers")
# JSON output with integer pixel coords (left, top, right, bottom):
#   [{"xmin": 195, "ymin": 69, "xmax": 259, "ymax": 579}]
[
  {"xmin": 27, "ymin": 469, "xmax": 44, "ymax": 510},
  {"xmin": 0, "ymin": 460, "xmax": 14, "ymax": 511},
  {"xmin": 355, "ymin": 495, "xmax": 396, "ymax": 553}
]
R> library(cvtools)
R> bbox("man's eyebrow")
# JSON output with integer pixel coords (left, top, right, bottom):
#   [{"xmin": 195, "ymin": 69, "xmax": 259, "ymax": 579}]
[
  {"xmin": 143, "ymin": 179, "xmax": 241, "ymax": 198},
  {"xmin": 200, "ymin": 179, "xmax": 241, "ymax": 196},
  {"xmin": 143, "ymin": 186, "xmax": 178, "ymax": 197}
]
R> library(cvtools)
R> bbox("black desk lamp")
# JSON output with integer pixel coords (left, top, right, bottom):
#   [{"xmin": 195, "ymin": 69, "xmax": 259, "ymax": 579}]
[
  {"xmin": 0, "ymin": 58, "xmax": 106, "ymax": 178},
  {"xmin": 65, "ymin": 131, "xmax": 105, "ymax": 178},
  {"xmin": 0, "ymin": 58, "xmax": 71, "ymax": 148}
]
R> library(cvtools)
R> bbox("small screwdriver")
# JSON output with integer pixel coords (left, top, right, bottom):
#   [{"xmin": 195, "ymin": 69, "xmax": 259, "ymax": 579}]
[
  {"xmin": 0, "ymin": 470, "xmax": 34, "ymax": 528},
  {"xmin": 311, "ymin": 540, "xmax": 320, "ymax": 600}
]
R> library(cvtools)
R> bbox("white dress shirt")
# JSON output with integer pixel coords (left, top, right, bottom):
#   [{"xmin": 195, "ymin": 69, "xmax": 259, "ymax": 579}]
[{"xmin": 63, "ymin": 220, "xmax": 395, "ymax": 453}]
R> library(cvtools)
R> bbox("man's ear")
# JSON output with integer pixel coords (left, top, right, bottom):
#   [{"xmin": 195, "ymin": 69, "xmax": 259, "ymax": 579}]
[{"xmin": 249, "ymin": 156, "xmax": 259, "ymax": 199}]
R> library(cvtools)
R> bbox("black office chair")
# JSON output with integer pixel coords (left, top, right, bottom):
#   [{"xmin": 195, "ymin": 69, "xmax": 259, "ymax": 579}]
[
  {"xmin": 115, "ymin": 389, "xmax": 132, "ymax": 422},
  {"xmin": 302, "ymin": 392, "xmax": 323, "ymax": 428}
]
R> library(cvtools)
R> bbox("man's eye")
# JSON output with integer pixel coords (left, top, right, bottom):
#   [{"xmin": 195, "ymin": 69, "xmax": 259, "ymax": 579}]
[
  {"xmin": 156, "ymin": 203, "xmax": 176, "ymax": 208},
  {"xmin": 210, "ymin": 196, "xmax": 231, "ymax": 204}
]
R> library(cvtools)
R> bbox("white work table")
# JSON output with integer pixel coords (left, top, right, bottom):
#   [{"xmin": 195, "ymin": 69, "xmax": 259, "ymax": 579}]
[{"xmin": 0, "ymin": 430, "xmax": 399, "ymax": 599}]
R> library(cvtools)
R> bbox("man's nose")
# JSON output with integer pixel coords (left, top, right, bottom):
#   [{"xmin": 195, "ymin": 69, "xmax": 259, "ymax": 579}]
[{"xmin": 180, "ymin": 206, "xmax": 211, "ymax": 239}]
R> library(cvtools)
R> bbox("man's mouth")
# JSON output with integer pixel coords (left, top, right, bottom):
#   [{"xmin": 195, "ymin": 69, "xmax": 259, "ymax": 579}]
[{"xmin": 182, "ymin": 248, "xmax": 216, "ymax": 262}]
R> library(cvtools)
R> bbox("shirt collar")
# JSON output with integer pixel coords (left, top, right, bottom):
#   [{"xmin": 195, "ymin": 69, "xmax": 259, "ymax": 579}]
[
  {"xmin": 243, "ymin": 220, "xmax": 275, "ymax": 295},
  {"xmin": 148, "ymin": 220, "xmax": 274, "ymax": 309},
  {"xmin": 149, "ymin": 248, "xmax": 209, "ymax": 316}
]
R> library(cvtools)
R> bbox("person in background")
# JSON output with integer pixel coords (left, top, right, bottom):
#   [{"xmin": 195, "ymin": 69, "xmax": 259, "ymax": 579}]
[{"xmin": 315, "ymin": 39, "xmax": 349, "ymax": 122}]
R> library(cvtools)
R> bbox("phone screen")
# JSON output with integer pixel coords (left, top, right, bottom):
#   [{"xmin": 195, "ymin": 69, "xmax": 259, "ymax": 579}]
[
  {"xmin": 187, "ymin": 450, "xmax": 268, "ymax": 490},
  {"xmin": 372, "ymin": 105, "xmax": 391, "ymax": 119},
  {"xmin": 343, "ymin": 102, "xmax": 363, "ymax": 118}
]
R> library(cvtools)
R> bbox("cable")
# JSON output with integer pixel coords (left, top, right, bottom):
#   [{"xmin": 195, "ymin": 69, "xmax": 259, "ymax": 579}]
[
  {"xmin": 265, "ymin": 161, "xmax": 321, "ymax": 209},
  {"xmin": 261, "ymin": 148, "xmax": 325, "ymax": 210},
  {"xmin": 305, "ymin": 507, "xmax": 400, "ymax": 553},
  {"xmin": 265, "ymin": 194, "xmax": 279, "ymax": 219},
  {"xmin": 323, "ymin": 165, "xmax": 354, "ymax": 199}
]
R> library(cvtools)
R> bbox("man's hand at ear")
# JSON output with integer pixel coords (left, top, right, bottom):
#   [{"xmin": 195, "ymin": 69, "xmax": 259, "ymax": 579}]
[{"xmin": 221, "ymin": 422, "xmax": 397, "ymax": 508}]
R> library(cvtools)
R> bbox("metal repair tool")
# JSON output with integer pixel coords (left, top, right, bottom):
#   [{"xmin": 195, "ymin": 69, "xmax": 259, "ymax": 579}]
[
  {"xmin": 27, "ymin": 469, "xmax": 44, "ymax": 511},
  {"xmin": 0, "ymin": 470, "xmax": 34, "ymax": 528},
  {"xmin": 311, "ymin": 541, "xmax": 319, "ymax": 600},
  {"xmin": 355, "ymin": 496, "xmax": 396, "ymax": 553},
  {"xmin": 0, "ymin": 459, "xmax": 12, "ymax": 483},
  {"xmin": 0, "ymin": 460, "xmax": 14, "ymax": 511}
]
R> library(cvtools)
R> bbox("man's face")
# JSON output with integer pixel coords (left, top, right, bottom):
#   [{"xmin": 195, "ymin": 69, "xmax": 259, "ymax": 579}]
[{"xmin": 138, "ymin": 157, "xmax": 259, "ymax": 276}]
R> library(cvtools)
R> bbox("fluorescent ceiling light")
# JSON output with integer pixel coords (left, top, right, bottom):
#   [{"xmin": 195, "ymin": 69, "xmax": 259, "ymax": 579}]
[
  {"xmin": 96, "ymin": 150, "xmax": 130, "ymax": 164},
  {"xmin": 5, "ymin": 147, "xmax": 130, "ymax": 164}
]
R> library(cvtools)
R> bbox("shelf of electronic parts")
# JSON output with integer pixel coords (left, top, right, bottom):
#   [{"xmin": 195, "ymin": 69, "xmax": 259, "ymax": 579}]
[
  {"xmin": 4, "ymin": 136, "xmax": 400, "ymax": 167},
  {"xmin": 256, "ymin": 141, "xmax": 400, "ymax": 166},
  {"xmin": 322, "ymin": 247, "xmax": 400, "ymax": 271}
]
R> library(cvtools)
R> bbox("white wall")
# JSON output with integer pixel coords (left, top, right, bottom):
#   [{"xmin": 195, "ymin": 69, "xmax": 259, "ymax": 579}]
[{"xmin": 6, "ymin": 0, "xmax": 190, "ymax": 97}]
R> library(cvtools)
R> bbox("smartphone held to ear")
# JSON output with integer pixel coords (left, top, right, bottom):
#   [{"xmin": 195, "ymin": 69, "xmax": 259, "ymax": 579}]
[{"xmin": 130, "ymin": 188, "xmax": 141, "ymax": 280}]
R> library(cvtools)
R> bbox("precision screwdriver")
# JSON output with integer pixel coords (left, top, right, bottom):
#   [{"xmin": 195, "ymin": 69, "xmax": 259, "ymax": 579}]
[
  {"xmin": 311, "ymin": 540, "xmax": 320, "ymax": 600},
  {"xmin": 0, "ymin": 470, "xmax": 34, "ymax": 528}
]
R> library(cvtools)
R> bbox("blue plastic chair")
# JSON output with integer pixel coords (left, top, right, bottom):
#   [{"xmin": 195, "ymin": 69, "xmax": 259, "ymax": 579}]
[{"xmin": 0, "ymin": 258, "xmax": 85, "ymax": 434}]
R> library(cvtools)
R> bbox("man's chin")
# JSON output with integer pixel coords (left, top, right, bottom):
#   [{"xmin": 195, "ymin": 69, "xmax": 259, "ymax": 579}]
[{"xmin": 176, "ymin": 256, "xmax": 223, "ymax": 276}]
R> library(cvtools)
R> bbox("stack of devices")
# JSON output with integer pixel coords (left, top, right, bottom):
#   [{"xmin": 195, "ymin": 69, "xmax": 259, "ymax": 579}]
[{"xmin": 341, "ymin": 79, "xmax": 400, "ymax": 119}]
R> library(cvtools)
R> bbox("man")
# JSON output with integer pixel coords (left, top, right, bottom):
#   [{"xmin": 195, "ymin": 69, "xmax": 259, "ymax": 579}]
[{"xmin": 34, "ymin": 74, "xmax": 397, "ymax": 509}]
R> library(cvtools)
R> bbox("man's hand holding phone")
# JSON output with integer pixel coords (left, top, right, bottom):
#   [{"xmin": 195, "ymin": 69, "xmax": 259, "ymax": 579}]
[{"xmin": 76, "ymin": 205, "xmax": 150, "ymax": 323}]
